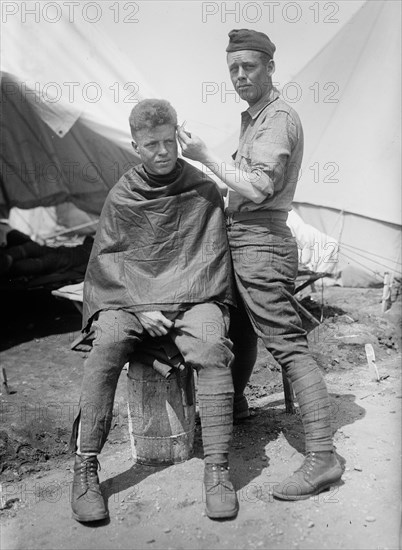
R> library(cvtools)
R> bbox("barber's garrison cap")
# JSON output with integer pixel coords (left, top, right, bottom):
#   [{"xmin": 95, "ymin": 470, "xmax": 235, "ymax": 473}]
[{"xmin": 226, "ymin": 29, "xmax": 276, "ymax": 58}]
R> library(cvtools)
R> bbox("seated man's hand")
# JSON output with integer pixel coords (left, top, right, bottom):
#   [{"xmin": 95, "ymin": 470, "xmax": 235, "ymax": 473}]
[{"xmin": 136, "ymin": 311, "xmax": 174, "ymax": 337}]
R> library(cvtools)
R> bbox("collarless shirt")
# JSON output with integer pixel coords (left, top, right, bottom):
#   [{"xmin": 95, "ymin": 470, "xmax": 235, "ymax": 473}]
[{"xmin": 227, "ymin": 87, "xmax": 304, "ymax": 214}]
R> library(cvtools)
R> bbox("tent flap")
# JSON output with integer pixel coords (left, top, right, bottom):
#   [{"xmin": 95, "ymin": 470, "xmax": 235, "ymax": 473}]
[{"xmin": 0, "ymin": 73, "xmax": 139, "ymax": 216}]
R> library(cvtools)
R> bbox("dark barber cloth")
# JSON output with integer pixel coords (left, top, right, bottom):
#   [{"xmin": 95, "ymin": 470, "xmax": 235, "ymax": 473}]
[
  {"xmin": 83, "ymin": 159, "xmax": 235, "ymax": 330},
  {"xmin": 226, "ymin": 28, "xmax": 276, "ymax": 58}
]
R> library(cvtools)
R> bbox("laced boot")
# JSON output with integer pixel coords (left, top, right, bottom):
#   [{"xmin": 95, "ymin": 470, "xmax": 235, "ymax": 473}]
[
  {"xmin": 233, "ymin": 394, "xmax": 250, "ymax": 422},
  {"xmin": 204, "ymin": 463, "xmax": 239, "ymax": 519},
  {"xmin": 71, "ymin": 454, "xmax": 109, "ymax": 522},
  {"xmin": 273, "ymin": 451, "xmax": 343, "ymax": 501}
]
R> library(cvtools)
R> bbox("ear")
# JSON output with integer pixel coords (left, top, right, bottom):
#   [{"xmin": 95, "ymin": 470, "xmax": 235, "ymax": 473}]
[
  {"xmin": 131, "ymin": 140, "xmax": 139, "ymax": 153},
  {"xmin": 266, "ymin": 59, "xmax": 275, "ymax": 78}
]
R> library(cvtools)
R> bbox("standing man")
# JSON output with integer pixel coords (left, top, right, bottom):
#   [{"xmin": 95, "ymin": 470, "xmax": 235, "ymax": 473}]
[
  {"xmin": 70, "ymin": 99, "xmax": 239, "ymax": 522},
  {"xmin": 177, "ymin": 29, "xmax": 342, "ymax": 501}
]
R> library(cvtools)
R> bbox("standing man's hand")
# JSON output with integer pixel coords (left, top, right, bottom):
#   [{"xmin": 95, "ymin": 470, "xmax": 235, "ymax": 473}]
[
  {"xmin": 177, "ymin": 125, "xmax": 266, "ymax": 204},
  {"xmin": 135, "ymin": 311, "xmax": 174, "ymax": 337},
  {"xmin": 177, "ymin": 127, "xmax": 209, "ymax": 164}
]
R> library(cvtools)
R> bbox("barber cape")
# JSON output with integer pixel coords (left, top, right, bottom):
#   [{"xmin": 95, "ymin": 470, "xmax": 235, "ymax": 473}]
[{"xmin": 83, "ymin": 159, "xmax": 235, "ymax": 330}]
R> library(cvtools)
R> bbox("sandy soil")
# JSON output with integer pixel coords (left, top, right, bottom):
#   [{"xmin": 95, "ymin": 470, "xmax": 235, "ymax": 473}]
[{"xmin": 0, "ymin": 285, "xmax": 401, "ymax": 550}]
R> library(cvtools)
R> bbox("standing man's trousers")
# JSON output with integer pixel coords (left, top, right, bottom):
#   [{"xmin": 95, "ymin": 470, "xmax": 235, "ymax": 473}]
[{"xmin": 227, "ymin": 217, "xmax": 333, "ymax": 452}]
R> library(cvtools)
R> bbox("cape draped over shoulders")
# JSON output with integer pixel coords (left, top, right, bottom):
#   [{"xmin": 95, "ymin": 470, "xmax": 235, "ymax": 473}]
[{"xmin": 82, "ymin": 159, "xmax": 235, "ymax": 330}]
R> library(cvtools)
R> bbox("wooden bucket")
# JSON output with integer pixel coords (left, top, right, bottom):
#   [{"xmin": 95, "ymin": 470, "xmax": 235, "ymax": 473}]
[{"xmin": 127, "ymin": 350, "xmax": 196, "ymax": 466}]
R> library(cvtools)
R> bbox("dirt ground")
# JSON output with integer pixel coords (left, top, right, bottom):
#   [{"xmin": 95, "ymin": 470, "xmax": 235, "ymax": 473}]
[{"xmin": 0, "ymin": 284, "xmax": 401, "ymax": 550}]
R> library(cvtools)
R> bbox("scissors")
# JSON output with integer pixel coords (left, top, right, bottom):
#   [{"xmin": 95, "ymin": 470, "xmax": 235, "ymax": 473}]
[{"xmin": 178, "ymin": 120, "xmax": 191, "ymax": 138}]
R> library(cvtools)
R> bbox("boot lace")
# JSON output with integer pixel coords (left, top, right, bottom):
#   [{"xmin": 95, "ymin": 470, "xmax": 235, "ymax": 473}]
[
  {"xmin": 295, "ymin": 452, "xmax": 317, "ymax": 479},
  {"xmin": 79, "ymin": 456, "xmax": 101, "ymax": 491},
  {"xmin": 206, "ymin": 464, "xmax": 233, "ymax": 491}
]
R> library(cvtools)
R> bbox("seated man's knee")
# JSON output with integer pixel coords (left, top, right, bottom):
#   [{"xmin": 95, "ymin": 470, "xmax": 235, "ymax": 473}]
[
  {"xmin": 191, "ymin": 339, "xmax": 234, "ymax": 372},
  {"xmin": 200, "ymin": 319, "xmax": 228, "ymax": 345}
]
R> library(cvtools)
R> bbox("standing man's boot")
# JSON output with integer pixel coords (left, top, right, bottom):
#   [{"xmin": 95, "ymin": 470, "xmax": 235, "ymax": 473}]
[
  {"xmin": 272, "ymin": 451, "xmax": 343, "ymax": 501},
  {"xmin": 71, "ymin": 454, "xmax": 109, "ymax": 522},
  {"xmin": 204, "ymin": 462, "xmax": 239, "ymax": 519}
]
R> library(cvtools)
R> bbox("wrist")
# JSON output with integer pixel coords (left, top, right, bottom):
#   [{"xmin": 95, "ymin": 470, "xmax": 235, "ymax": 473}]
[{"xmin": 202, "ymin": 153, "xmax": 221, "ymax": 172}]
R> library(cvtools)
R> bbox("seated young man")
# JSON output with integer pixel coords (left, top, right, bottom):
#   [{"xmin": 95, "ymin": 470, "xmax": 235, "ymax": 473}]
[{"xmin": 70, "ymin": 99, "xmax": 239, "ymax": 522}]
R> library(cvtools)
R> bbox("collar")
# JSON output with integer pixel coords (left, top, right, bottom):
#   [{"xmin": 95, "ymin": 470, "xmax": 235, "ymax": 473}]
[
  {"xmin": 242, "ymin": 87, "xmax": 280, "ymax": 121},
  {"xmin": 143, "ymin": 160, "xmax": 182, "ymax": 185}
]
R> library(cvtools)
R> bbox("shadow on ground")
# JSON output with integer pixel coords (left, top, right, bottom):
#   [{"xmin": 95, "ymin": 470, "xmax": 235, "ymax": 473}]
[
  {"xmin": 0, "ymin": 289, "xmax": 82, "ymax": 351},
  {"xmin": 227, "ymin": 392, "xmax": 365, "ymax": 492},
  {"xmin": 99, "ymin": 392, "xmax": 365, "ymax": 507}
]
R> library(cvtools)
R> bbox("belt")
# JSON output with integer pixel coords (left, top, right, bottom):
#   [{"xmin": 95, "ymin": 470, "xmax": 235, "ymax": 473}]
[{"xmin": 225, "ymin": 210, "xmax": 288, "ymax": 224}]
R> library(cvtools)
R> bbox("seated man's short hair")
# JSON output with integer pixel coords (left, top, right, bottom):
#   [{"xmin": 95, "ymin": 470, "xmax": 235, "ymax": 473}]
[{"xmin": 129, "ymin": 99, "xmax": 177, "ymax": 136}]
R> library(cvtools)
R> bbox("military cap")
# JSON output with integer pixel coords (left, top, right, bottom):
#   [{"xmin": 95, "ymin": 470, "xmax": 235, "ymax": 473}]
[{"xmin": 226, "ymin": 29, "xmax": 276, "ymax": 58}]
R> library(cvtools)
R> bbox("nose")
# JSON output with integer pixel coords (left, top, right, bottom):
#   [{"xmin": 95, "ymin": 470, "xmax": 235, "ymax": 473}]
[
  {"xmin": 157, "ymin": 142, "xmax": 168, "ymax": 156},
  {"xmin": 237, "ymin": 66, "xmax": 246, "ymax": 80}
]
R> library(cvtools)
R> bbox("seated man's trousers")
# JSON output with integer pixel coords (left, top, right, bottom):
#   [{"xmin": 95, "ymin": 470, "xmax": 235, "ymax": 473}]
[{"xmin": 71, "ymin": 303, "xmax": 234, "ymax": 463}]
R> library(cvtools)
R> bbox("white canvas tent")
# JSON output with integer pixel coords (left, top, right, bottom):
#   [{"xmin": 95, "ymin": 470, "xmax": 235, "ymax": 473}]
[
  {"xmin": 291, "ymin": 0, "xmax": 401, "ymax": 286},
  {"xmin": 1, "ymin": 1, "xmax": 400, "ymax": 284},
  {"xmin": 0, "ymin": 7, "xmax": 228, "ymax": 238},
  {"xmin": 0, "ymin": 9, "xmax": 158, "ymax": 229}
]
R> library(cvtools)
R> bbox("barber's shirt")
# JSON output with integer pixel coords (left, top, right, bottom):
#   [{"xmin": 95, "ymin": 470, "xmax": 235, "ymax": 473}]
[{"xmin": 227, "ymin": 88, "xmax": 304, "ymax": 213}]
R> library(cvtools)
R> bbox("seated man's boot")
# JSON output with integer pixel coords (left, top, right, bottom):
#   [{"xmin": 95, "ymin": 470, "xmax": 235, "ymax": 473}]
[
  {"xmin": 233, "ymin": 394, "xmax": 250, "ymax": 422},
  {"xmin": 204, "ymin": 463, "xmax": 239, "ymax": 519},
  {"xmin": 71, "ymin": 454, "xmax": 109, "ymax": 522},
  {"xmin": 272, "ymin": 451, "xmax": 343, "ymax": 501}
]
